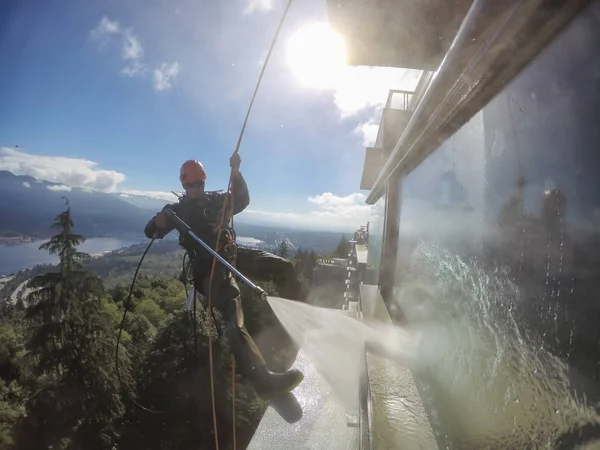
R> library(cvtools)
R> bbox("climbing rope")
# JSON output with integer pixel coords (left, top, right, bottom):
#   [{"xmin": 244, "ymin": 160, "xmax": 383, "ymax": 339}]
[
  {"xmin": 205, "ymin": 0, "xmax": 295, "ymax": 447},
  {"xmin": 116, "ymin": 0, "xmax": 296, "ymax": 444}
]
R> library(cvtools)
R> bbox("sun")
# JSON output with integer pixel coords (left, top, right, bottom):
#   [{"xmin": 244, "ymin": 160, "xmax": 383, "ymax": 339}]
[{"xmin": 286, "ymin": 23, "xmax": 347, "ymax": 89}]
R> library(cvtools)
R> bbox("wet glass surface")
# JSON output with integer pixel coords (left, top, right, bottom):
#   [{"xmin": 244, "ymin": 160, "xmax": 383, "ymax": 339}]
[
  {"xmin": 391, "ymin": 3, "xmax": 600, "ymax": 448},
  {"xmin": 367, "ymin": 194, "xmax": 386, "ymax": 285}
]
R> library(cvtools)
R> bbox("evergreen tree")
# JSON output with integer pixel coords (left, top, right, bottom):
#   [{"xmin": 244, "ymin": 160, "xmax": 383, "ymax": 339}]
[
  {"xmin": 293, "ymin": 249, "xmax": 305, "ymax": 274},
  {"xmin": 333, "ymin": 235, "xmax": 349, "ymax": 258},
  {"xmin": 0, "ymin": 323, "xmax": 27, "ymax": 449},
  {"xmin": 276, "ymin": 240, "xmax": 290, "ymax": 259},
  {"xmin": 16, "ymin": 198, "xmax": 130, "ymax": 450},
  {"xmin": 0, "ymin": 378, "xmax": 26, "ymax": 450},
  {"xmin": 121, "ymin": 308, "xmax": 264, "ymax": 450}
]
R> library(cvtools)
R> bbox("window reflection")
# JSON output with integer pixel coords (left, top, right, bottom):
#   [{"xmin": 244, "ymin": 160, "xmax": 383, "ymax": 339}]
[
  {"xmin": 366, "ymin": 194, "xmax": 385, "ymax": 285},
  {"xmin": 391, "ymin": 2, "xmax": 600, "ymax": 448}
]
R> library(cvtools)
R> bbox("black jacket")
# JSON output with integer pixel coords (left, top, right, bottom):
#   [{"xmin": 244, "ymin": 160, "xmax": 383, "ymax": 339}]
[{"xmin": 144, "ymin": 171, "xmax": 250, "ymax": 271}]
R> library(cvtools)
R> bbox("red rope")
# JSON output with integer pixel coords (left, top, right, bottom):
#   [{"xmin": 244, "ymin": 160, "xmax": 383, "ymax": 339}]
[{"xmin": 206, "ymin": 160, "xmax": 237, "ymax": 450}]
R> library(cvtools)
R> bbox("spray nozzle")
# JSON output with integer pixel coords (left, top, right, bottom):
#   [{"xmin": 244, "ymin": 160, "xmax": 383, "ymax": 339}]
[{"xmin": 254, "ymin": 286, "xmax": 268, "ymax": 301}]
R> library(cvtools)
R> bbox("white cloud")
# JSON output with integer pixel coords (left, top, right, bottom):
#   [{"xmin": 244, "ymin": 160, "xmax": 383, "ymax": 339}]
[
  {"xmin": 243, "ymin": 0, "xmax": 274, "ymax": 14},
  {"xmin": 0, "ymin": 147, "xmax": 125, "ymax": 192},
  {"xmin": 333, "ymin": 66, "xmax": 421, "ymax": 118},
  {"xmin": 1, "ymin": 146, "xmax": 181, "ymax": 205},
  {"xmin": 239, "ymin": 192, "xmax": 371, "ymax": 231},
  {"xmin": 47, "ymin": 184, "xmax": 72, "ymax": 192},
  {"xmin": 90, "ymin": 16, "xmax": 120, "ymax": 41},
  {"xmin": 91, "ymin": 16, "xmax": 177, "ymax": 88},
  {"xmin": 283, "ymin": 24, "xmax": 420, "ymax": 146},
  {"xmin": 121, "ymin": 29, "xmax": 143, "ymax": 61},
  {"xmin": 91, "ymin": 16, "xmax": 147, "ymax": 77},
  {"xmin": 354, "ymin": 119, "xmax": 379, "ymax": 147},
  {"xmin": 308, "ymin": 192, "xmax": 370, "ymax": 218},
  {"xmin": 119, "ymin": 189, "xmax": 178, "ymax": 202},
  {"xmin": 121, "ymin": 29, "xmax": 146, "ymax": 77},
  {"xmin": 283, "ymin": 32, "xmax": 420, "ymax": 147},
  {"xmin": 331, "ymin": 66, "xmax": 422, "ymax": 149},
  {"xmin": 122, "ymin": 59, "xmax": 146, "ymax": 77},
  {"xmin": 153, "ymin": 62, "xmax": 180, "ymax": 91}
]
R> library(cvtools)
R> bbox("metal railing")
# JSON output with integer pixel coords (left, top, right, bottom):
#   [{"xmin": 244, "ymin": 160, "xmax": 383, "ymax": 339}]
[
  {"xmin": 409, "ymin": 70, "xmax": 436, "ymax": 111},
  {"xmin": 366, "ymin": 0, "xmax": 591, "ymax": 204}
]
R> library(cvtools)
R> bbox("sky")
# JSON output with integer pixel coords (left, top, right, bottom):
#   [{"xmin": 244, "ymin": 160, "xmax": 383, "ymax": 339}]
[{"xmin": 0, "ymin": 0, "xmax": 422, "ymax": 232}]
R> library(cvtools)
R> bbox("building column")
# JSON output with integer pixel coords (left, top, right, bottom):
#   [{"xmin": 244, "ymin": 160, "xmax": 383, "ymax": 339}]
[{"xmin": 379, "ymin": 172, "xmax": 401, "ymax": 308}]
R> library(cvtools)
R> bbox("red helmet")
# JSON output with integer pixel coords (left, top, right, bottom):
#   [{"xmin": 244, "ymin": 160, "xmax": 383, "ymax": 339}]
[{"xmin": 179, "ymin": 160, "xmax": 206, "ymax": 187}]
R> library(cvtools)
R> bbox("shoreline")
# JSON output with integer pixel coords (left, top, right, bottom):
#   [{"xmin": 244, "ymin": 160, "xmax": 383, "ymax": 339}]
[
  {"xmin": 0, "ymin": 236, "xmax": 150, "ymax": 276},
  {"xmin": 0, "ymin": 236, "xmax": 36, "ymax": 246},
  {"xmin": 0, "ymin": 234, "xmax": 148, "ymax": 248}
]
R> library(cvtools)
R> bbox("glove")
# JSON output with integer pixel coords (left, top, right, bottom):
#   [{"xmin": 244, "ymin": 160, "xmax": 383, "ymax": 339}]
[
  {"xmin": 155, "ymin": 211, "xmax": 169, "ymax": 228},
  {"xmin": 230, "ymin": 152, "xmax": 241, "ymax": 171}
]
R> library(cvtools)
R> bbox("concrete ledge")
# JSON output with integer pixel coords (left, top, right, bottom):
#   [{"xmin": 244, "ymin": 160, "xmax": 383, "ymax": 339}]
[
  {"xmin": 359, "ymin": 284, "xmax": 438, "ymax": 450},
  {"xmin": 247, "ymin": 336, "xmax": 360, "ymax": 449}
]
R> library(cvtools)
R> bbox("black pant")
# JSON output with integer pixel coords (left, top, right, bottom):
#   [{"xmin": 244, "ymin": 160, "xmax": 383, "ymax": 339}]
[
  {"xmin": 196, "ymin": 268, "xmax": 267, "ymax": 376},
  {"xmin": 236, "ymin": 248, "xmax": 302, "ymax": 300}
]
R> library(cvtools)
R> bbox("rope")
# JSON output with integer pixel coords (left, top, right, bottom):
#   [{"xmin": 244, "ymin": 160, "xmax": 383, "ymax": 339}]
[
  {"xmin": 232, "ymin": 353, "xmax": 236, "ymax": 450},
  {"xmin": 182, "ymin": 251, "xmax": 200, "ymax": 359},
  {"xmin": 232, "ymin": 0, "xmax": 295, "ymax": 156},
  {"xmin": 115, "ymin": 238, "xmax": 187, "ymax": 415},
  {"xmin": 206, "ymin": 1, "xmax": 295, "ymax": 447},
  {"xmin": 193, "ymin": 283, "xmax": 198, "ymax": 358},
  {"xmin": 230, "ymin": 194, "xmax": 237, "ymax": 450}
]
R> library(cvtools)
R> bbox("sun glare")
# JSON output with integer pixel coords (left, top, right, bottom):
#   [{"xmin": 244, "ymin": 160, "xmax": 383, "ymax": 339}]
[{"xmin": 286, "ymin": 23, "xmax": 347, "ymax": 89}]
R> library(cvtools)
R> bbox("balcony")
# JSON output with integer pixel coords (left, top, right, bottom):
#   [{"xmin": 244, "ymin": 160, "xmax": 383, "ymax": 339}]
[{"xmin": 360, "ymin": 90, "xmax": 415, "ymax": 191}]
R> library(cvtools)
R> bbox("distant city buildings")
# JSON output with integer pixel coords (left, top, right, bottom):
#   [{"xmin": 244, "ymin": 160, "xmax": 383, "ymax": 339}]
[
  {"xmin": 353, "ymin": 223, "xmax": 369, "ymax": 245},
  {"xmin": 311, "ymin": 223, "xmax": 369, "ymax": 310},
  {"xmin": 236, "ymin": 234, "xmax": 299, "ymax": 254}
]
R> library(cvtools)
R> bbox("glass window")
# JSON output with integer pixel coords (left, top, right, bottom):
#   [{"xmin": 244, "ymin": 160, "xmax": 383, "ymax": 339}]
[
  {"xmin": 392, "ymin": 3, "xmax": 600, "ymax": 448},
  {"xmin": 365, "ymin": 193, "xmax": 386, "ymax": 285}
]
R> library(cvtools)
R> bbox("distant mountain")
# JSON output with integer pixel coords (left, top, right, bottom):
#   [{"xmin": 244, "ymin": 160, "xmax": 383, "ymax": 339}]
[
  {"xmin": 0, "ymin": 171, "xmax": 352, "ymax": 254},
  {"xmin": 231, "ymin": 221, "xmax": 351, "ymax": 255},
  {"xmin": 0, "ymin": 170, "xmax": 154, "ymax": 238},
  {"xmin": 116, "ymin": 193, "xmax": 172, "ymax": 211}
]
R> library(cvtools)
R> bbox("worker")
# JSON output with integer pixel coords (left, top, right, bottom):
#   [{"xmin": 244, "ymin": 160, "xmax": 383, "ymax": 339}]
[{"xmin": 144, "ymin": 156, "xmax": 303, "ymax": 397}]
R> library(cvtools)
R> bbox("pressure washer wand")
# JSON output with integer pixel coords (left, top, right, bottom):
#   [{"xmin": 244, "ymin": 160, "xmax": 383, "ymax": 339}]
[{"xmin": 163, "ymin": 209, "xmax": 268, "ymax": 301}]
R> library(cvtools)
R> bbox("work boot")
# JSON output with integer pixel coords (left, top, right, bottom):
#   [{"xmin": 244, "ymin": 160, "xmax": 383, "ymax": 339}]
[{"xmin": 250, "ymin": 365, "xmax": 304, "ymax": 397}]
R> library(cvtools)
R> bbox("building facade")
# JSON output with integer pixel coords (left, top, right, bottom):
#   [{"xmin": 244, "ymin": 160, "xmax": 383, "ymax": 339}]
[{"xmin": 329, "ymin": 0, "xmax": 600, "ymax": 448}]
